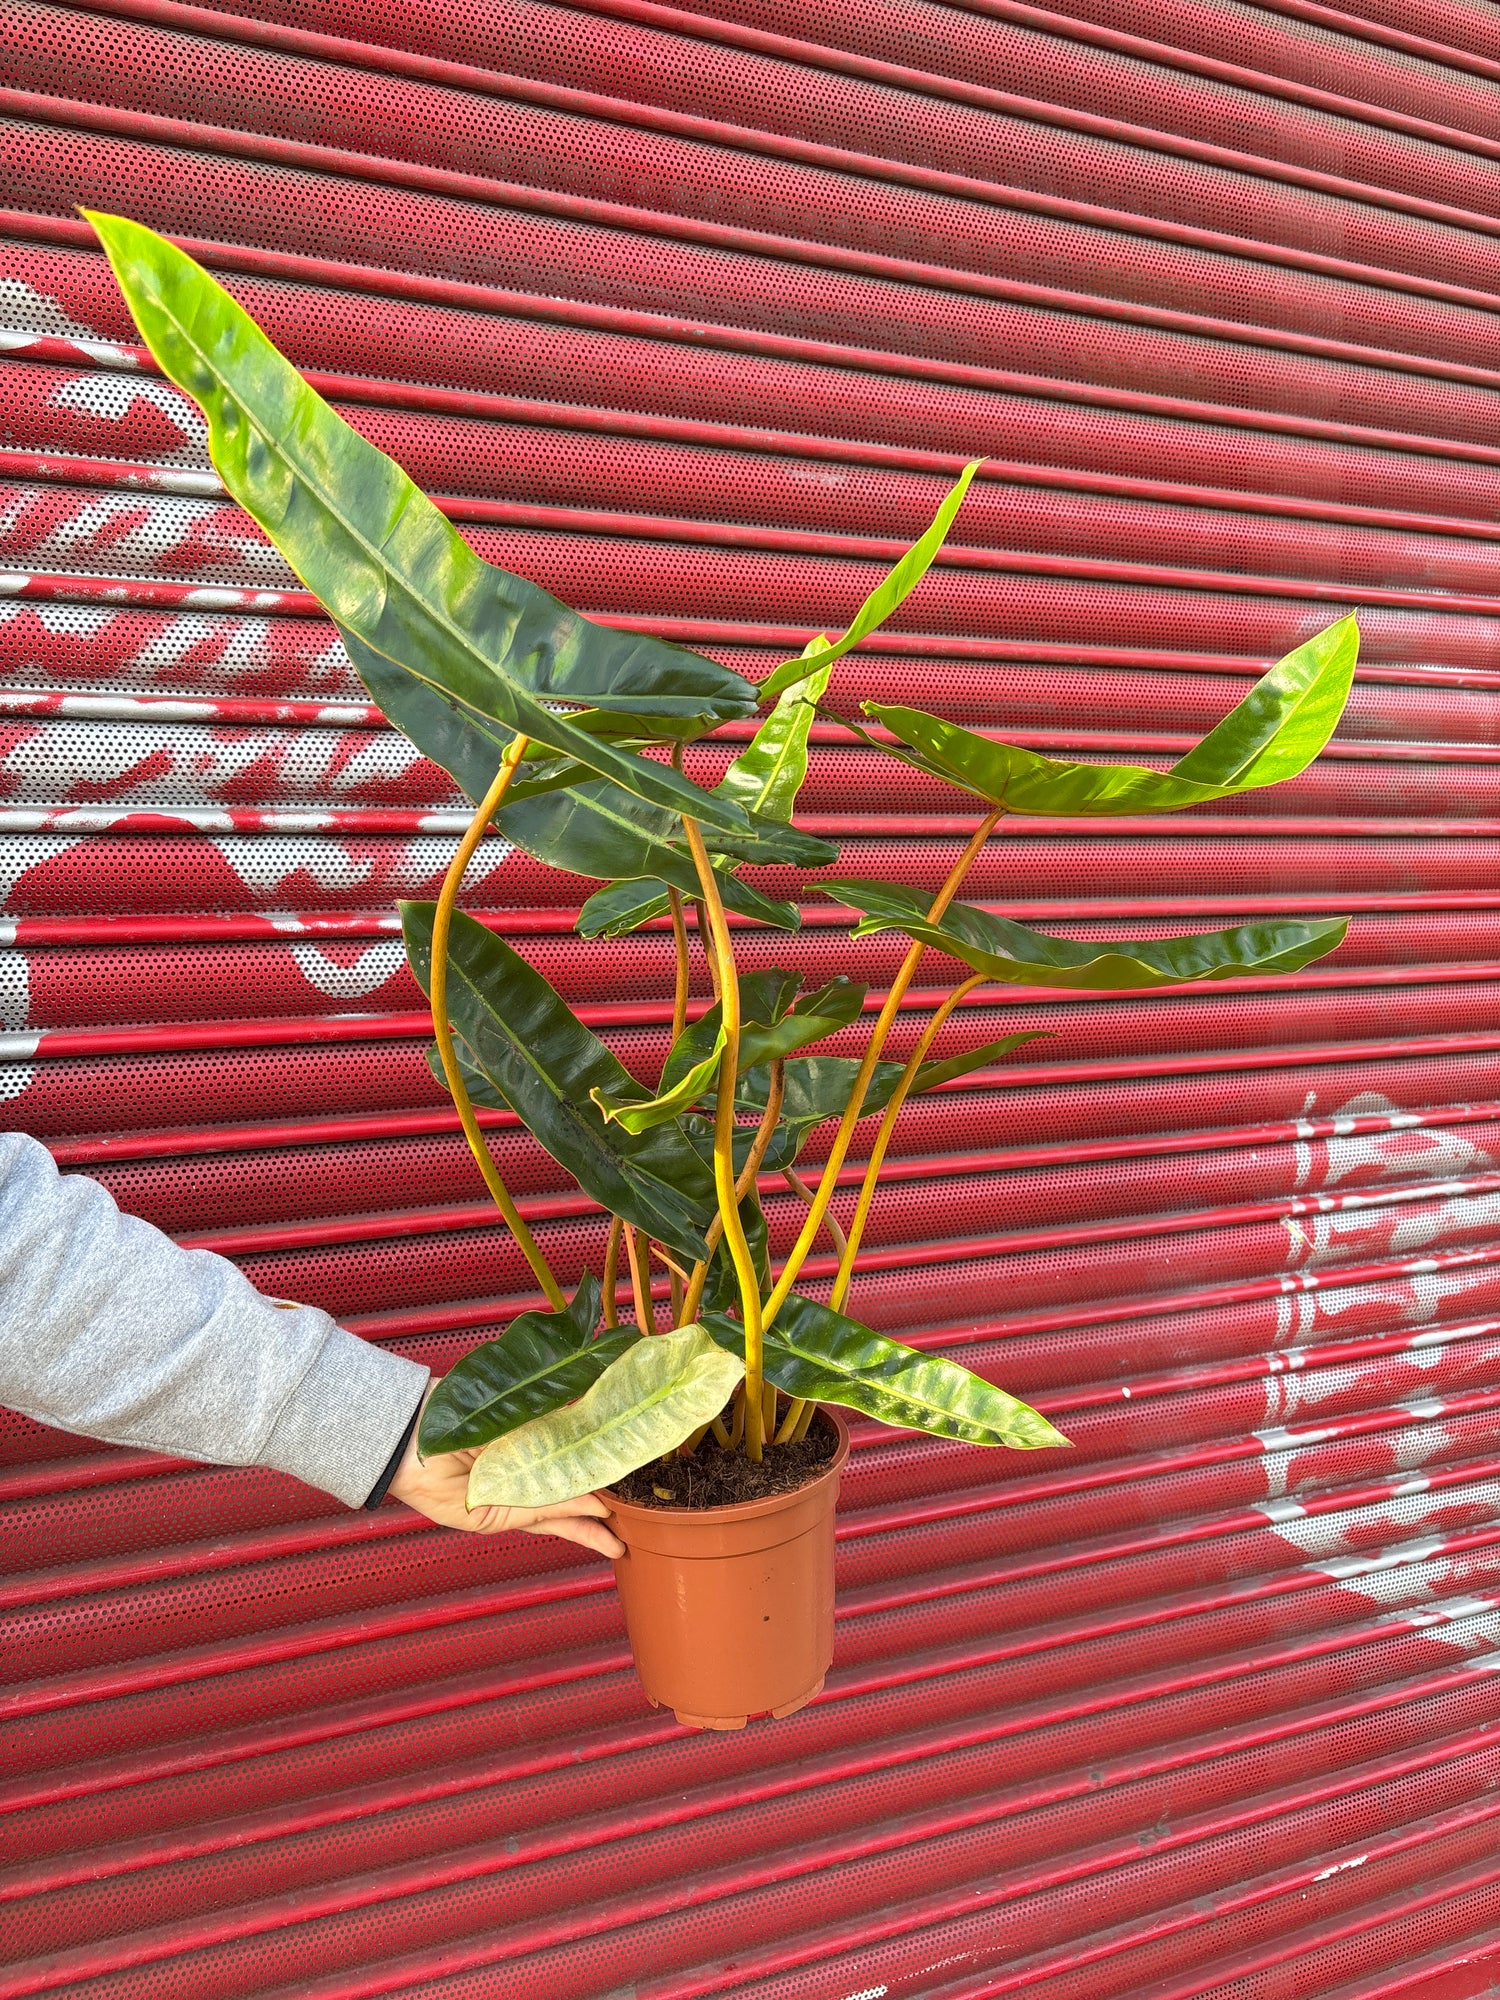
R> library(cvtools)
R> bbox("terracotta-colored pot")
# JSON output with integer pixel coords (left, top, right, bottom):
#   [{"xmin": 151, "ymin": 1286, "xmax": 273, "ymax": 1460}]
[{"xmin": 601, "ymin": 1408, "xmax": 850, "ymax": 1730}]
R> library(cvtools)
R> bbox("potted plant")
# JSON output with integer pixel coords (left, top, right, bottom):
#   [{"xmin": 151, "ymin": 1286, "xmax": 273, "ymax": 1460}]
[{"xmin": 91, "ymin": 212, "xmax": 1360, "ymax": 1728}]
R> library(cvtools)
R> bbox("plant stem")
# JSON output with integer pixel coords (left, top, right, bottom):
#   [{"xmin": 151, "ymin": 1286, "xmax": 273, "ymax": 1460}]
[
  {"xmin": 431, "ymin": 735, "xmax": 567, "ymax": 1313},
  {"xmin": 781, "ymin": 1167, "xmax": 849, "ymax": 1260},
  {"xmin": 600, "ymin": 1215, "xmax": 622, "ymax": 1327},
  {"xmin": 773, "ymin": 984, "xmax": 983, "ymax": 1446},
  {"xmin": 667, "ymin": 744, "xmax": 692, "ymax": 1044},
  {"xmin": 625, "ymin": 1223, "xmax": 653, "ymax": 1332},
  {"xmin": 682, "ymin": 816, "xmax": 766, "ymax": 1459},
  {"xmin": 828, "ymin": 974, "xmax": 984, "ymax": 1313},
  {"xmin": 773, "ymin": 1396, "xmax": 804, "ymax": 1445},
  {"xmin": 651, "ymin": 1240, "xmax": 689, "ymax": 1327},
  {"xmin": 678, "ymin": 1059, "xmax": 785, "ymax": 1325},
  {"xmin": 762, "ymin": 809, "xmax": 1002, "ymax": 1329},
  {"xmin": 666, "ymin": 888, "xmax": 692, "ymax": 1043},
  {"xmin": 695, "ymin": 900, "xmax": 720, "ymax": 999}
]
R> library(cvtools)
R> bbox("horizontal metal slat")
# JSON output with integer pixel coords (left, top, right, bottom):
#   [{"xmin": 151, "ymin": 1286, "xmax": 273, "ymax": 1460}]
[{"xmin": 7, "ymin": 1, "xmax": 1500, "ymax": 1993}]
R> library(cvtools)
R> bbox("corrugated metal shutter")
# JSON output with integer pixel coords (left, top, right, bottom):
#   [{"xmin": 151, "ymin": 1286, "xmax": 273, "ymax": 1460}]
[{"xmin": 6, "ymin": 0, "xmax": 1500, "ymax": 1991}]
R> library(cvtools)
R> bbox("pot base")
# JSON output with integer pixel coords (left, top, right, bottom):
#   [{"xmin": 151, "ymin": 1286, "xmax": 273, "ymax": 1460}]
[{"xmin": 648, "ymin": 1674, "xmax": 825, "ymax": 1731}]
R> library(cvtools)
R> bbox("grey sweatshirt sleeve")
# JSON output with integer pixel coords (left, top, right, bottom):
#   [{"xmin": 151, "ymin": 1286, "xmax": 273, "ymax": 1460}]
[{"xmin": 0, "ymin": 1130, "xmax": 429, "ymax": 1507}]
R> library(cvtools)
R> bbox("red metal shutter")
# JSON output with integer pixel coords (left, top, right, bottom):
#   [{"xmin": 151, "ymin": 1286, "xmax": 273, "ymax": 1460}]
[{"xmin": 6, "ymin": 0, "xmax": 1500, "ymax": 1992}]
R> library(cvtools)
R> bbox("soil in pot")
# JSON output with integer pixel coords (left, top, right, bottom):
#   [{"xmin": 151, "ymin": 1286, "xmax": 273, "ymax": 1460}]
[{"xmin": 610, "ymin": 1402, "xmax": 840, "ymax": 1510}]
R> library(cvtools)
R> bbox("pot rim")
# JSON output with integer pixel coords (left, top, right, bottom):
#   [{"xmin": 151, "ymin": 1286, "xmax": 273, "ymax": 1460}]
[{"xmin": 598, "ymin": 1404, "xmax": 849, "ymax": 1526}]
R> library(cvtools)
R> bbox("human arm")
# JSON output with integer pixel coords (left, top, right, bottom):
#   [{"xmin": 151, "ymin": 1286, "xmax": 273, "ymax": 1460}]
[{"xmin": 0, "ymin": 1130, "xmax": 622, "ymax": 1553}]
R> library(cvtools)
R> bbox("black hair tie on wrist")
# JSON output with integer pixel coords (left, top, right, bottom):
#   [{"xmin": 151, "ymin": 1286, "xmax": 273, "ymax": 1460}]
[{"xmin": 363, "ymin": 1401, "xmax": 422, "ymax": 1510}]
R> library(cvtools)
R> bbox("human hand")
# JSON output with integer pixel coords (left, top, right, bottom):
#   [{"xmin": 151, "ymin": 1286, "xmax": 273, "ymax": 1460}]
[{"xmin": 387, "ymin": 1402, "xmax": 625, "ymax": 1558}]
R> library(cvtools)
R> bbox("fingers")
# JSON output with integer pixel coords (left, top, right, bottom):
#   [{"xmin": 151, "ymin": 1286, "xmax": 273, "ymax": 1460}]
[{"xmin": 521, "ymin": 1515, "xmax": 626, "ymax": 1559}]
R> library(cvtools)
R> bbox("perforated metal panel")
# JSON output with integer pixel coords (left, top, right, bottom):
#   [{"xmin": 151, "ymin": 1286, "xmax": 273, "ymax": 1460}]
[{"xmin": 5, "ymin": 1, "xmax": 1500, "ymax": 1995}]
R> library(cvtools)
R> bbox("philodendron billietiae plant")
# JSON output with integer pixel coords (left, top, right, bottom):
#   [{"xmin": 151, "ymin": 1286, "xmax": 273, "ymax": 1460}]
[{"xmin": 92, "ymin": 212, "xmax": 1361, "ymax": 1498}]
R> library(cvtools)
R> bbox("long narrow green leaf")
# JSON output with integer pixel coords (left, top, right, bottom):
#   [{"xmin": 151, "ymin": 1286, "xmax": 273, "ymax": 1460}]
[
  {"xmin": 704, "ymin": 1293, "xmax": 1067, "ymax": 1447},
  {"xmin": 418, "ymin": 1277, "xmax": 642, "ymax": 1456},
  {"xmin": 592, "ymin": 1028, "xmax": 728, "ymax": 1133},
  {"xmin": 403, "ymin": 903, "xmax": 715, "ymax": 1261},
  {"xmin": 338, "ymin": 628, "xmax": 740, "ymax": 802},
  {"xmin": 661, "ymin": 974, "xmax": 866, "ymax": 1098},
  {"xmin": 859, "ymin": 617, "xmax": 1358, "ymax": 816},
  {"xmin": 89, "ymin": 211, "xmax": 787, "ymax": 846},
  {"xmin": 600, "ymin": 970, "xmax": 852, "ymax": 1128},
  {"xmin": 825, "ymin": 881, "xmax": 1349, "ymax": 990},
  {"xmin": 715, "ymin": 647, "xmax": 834, "ymax": 821},
  {"xmin": 467, "ymin": 1324, "xmax": 745, "ymax": 1508},
  {"xmin": 757, "ymin": 464, "xmax": 982, "ymax": 702},
  {"xmin": 500, "ymin": 784, "xmax": 808, "ymax": 929},
  {"xmin": 574, "ymin": 648, "xmax": 837, "ymax": 939},
  {"xmin": 576, "ymin": 878, "xmax": 676, "ymax": 939},
  {"xmin": 910, "ymin": 1031, "xmax": 1047, "ymax": 1091}
]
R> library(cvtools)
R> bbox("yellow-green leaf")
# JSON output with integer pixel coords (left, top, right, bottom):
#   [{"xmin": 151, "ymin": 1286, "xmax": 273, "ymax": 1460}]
[
  {"xmin": 592, "ymin": 1028, "xmax": 727, "ymax": 1133},
  {"xmin": 757, "ymin": 464, "xmax": 981, "ymax": 702},
  {"xmin": 705, "ymin": 1293, "xmax": 1067, "ymax": 1448},
  {"xmin": 859, "ymin": 616, "xmax": 1359, "ymax": 816},
  {"xmin": 466, "ymin": 1324, "xmax": 745, "ymax": 1508}
]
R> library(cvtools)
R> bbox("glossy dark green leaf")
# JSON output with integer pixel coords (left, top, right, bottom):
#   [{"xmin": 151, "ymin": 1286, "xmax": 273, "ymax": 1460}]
[
  {"xmin": 704, "ymin": 1292, "xmax": 1068, "ymax": 1447},
  {"xmin": 601, "ymin": 968, "xmax": 843, "ymax": 1132},
  {"xmin": 824, "ymin": 881, "xmax": 1349, "ymax": 991},
  {"xmin": 910, "ymin": 1031, "xmax": 1048, "ymax": 1090},
  {"xmin": 498, "ymin": 783, "xmax": 808, "ymax": 928},
  {"xmin": 575, "ymin": 878, "xmax": 674, "ymax": 939},
  {"xmin": 347, "ymin": 623, "xmax": 828, "ymax": 878},
  {"xmin": 660, "ymin": 974, "xmax": 866, "ymax": 1102},
  {"xmin": 417, "ymin": 1276, "xmax": 643, "ymax": 1455},
  {"xmin": 90, "ymin": 211, "xmax": 797, "ymax": 847},
  {"xmin": 403, "ymin": 903, "xmax": 714, "ymax": 1261},
  {"xmin": 757, "ymin": 464, "xmax": 981, "ymax": 702},
  {"xmin": 572, "ymin": 653, "xmax": 839, "ymax": 938},
  {"xmin": 728, "ymin": 1029, "xmax": 1042, "ymax": 1173},
  {"xmin": 592, "ymin": 1028, "xmax": 727, "ymax": 1133},
  {"xmin": 860, "ymin": 618, "xmax": 1357, "ymax": 816}
]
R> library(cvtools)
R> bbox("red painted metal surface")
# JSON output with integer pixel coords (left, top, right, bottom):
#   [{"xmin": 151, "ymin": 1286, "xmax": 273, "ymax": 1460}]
[{"xmin": 6, "ymin": 0, "xmax": 1500, "ymax": 1994}]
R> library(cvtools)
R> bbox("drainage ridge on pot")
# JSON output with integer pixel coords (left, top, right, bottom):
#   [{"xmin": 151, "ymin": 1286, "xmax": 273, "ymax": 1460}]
[{"xmin": 601, "ymin": 1407, "xmax": 850, "ymax": 1731}]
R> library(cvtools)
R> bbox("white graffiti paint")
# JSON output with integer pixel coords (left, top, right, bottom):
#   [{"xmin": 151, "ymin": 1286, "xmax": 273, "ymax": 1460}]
[
  {"xmin": 0, "ymin": 488, "xmax": 294, "ymax": 585},
  {"xmin": 0, "ymin": 1060, "xmax": 33, "ymax": 1104},
  {"xmin": 1272, "ymin": 1262, "xmax": 1498, "ymax": 1350},
  {"xmin": 1384, "ymin": 1594, "xmax": 1500, "ymax": 1653},
  {"xmin": 0, "ymin": 281, "xmax": 104, "ymax": 343},
  {"xmin": 207, "ymin": 837, "xmax": 376, "ymax": 895},
  {"xmin": 1255, "ymin": 1407, "xmax": 1457, "ymax": 1499},
  {"xmin": 0, "ymin": 951, "xmax": 28, "ymax": 1030},
  {"xmin": 1312, "ymin": 1853, "xmax": 1368, "ymax": 1882},
  {"xmin": 0, "ymin": 720, "xmax": 442, "ymax": 806},
  {"xmin": 0, "ymin": 601, "xmax": 116, "ymax": 637},
  {"xmin": 290, "ymin": 940, "xmax": 408, "ymax": 999},
  {"xmin": 52, "ymin": 373, "xmax": 209, "ymax": 456},
  {"xmin": 1257, "ymin": 1480, "xmax": 1500, "ymax": 1562},
  {"xmin": 0, "ymin": 834, "xmax": 83, "ymax": 902}
]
